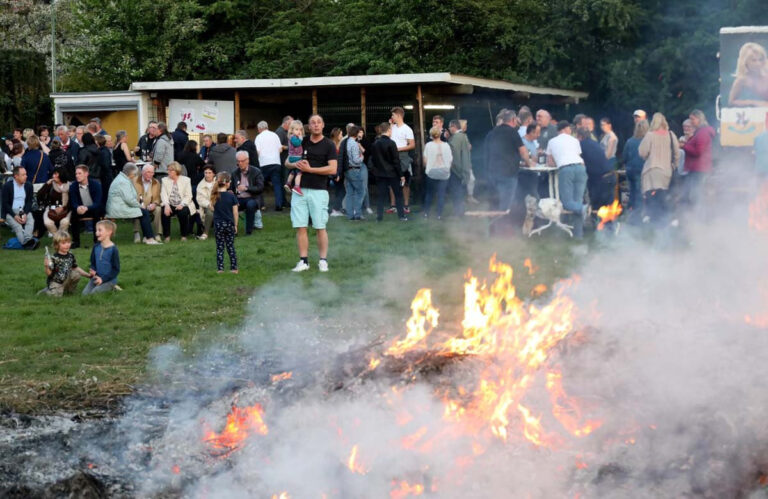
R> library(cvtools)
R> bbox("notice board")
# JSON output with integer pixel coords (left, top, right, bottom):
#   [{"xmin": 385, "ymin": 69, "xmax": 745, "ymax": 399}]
[{"xmin": 168, "ymin": 99, "xmax": 235, "ymax": 134}]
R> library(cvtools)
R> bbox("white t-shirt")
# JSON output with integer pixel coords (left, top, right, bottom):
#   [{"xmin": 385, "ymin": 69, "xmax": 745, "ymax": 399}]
[
  {"xmin": 391, "ymin": 122, "xmax": 414, "ymax": 149},
  {"xmin": 546, "ymin": 133, "xmax": 583, "ymax": 167},
  {"xmin": 254, "ymin": 130, "xmax": 282, "ymax": 166},
  {"xmin": 423, "ymin": 141, "xmax": 453, "ymax": 180}
]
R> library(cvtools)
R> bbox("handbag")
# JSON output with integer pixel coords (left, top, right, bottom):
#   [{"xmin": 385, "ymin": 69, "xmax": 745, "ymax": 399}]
[
  {"xmin": 30, "ymin": 153, "xmax": 43, "ymax": 211},
  {"xmin": 47, "ymin": 205, "xmax": 70, "ymax": 223}
]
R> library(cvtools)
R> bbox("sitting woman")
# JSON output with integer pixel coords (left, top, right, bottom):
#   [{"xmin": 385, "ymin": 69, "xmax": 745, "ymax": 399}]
[
  {"xmin": 105, "ymin": 163, "xmax": 161, "ymax": 245},
  {"xmin": 195, "ymin": 165, "xmax": 216, "ymax": 240},
  {"xmin": 160, "ymin": 161, "xmax": 195, "ymax": 241},
  {"xmin": 41, "ymin": 167, "xmax": 72, "ymax": 235}
]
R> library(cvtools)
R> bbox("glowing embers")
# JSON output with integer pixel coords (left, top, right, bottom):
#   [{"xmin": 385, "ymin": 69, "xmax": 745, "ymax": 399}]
[
  {"xmin": 749, "ymin": 181, "xmax": 768, "ymax": 231},
  {"xmin": 596, "ymin": 200, "xmax": 623, "ymax": 230},
  {"xmin": 203, "ymin": 403, "xmax": 268, "ymax": 453}
]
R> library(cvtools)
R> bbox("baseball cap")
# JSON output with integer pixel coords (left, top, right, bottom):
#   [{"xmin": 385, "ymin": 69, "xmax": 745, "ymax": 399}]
[{"xmin": 633, "ymin": 109, "xmax": 647, "ymax": 119}]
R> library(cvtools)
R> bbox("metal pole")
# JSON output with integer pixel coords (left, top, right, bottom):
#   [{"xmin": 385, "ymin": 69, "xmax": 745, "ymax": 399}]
[{"xmin": 51, "ymin": 1, "xmax": 56, "ymax": 93}]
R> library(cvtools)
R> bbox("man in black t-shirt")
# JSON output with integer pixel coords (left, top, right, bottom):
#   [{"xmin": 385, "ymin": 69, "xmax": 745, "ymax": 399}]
[
  {"xmin": 286, "ymin": 114, "xmax": 337, "ymax": 273},
  {"xmin": 485, "ymin": 109, "xmax": 533, "ymax": 211}
]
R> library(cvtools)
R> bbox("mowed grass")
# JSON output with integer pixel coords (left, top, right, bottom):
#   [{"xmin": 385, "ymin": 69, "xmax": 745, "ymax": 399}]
[{"xmin": 0, "ymin": 199, "xmax": 584, "ymax": 413}]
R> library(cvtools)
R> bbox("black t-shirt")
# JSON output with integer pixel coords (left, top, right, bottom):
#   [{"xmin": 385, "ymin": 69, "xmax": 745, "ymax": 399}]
[
  {"xmin": 299, "ymin": 136, "xmax": 337, "ymax": 190},
  {"xmin": 213, "ymin": 191, "xmax": 238, "ymax": 224},
  {"xmin": 49, "ymin": 252, "xmax": 77, "ymax": 285},
  {"xmin": 487, "ymin": 124, "xmax": 524, "ymax": 178}
]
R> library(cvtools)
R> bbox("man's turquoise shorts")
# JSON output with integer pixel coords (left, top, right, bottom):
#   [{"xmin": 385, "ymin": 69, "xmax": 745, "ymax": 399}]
[{"xmin": 290, "ymin": 188, "xmax": 330, "ymax": 229}]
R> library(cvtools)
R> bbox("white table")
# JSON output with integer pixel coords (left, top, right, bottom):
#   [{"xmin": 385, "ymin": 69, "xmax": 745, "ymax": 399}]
[
  {"xmin": 520, "ymin": 164, "xmax": 560, "ymax": 200},
  {"xmin": 519, "ymin": 165, "xmax": 574, "ymax": 237}
]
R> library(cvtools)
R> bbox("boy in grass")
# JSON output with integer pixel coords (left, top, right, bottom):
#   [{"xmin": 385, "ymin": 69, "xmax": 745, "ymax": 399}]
[
  {"xmin": 83, "ymin": 220, "xmax": 120, "ymax": 295},
  {"xmin": 39, "ymin": 230, "xmax": 91, "ymax": 296}
]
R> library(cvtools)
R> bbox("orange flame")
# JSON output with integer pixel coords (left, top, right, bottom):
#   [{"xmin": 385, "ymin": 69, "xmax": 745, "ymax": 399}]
[
  {"xmin": 596, "ymin": 200, "xmax": 622, "ymax": 230},
  {"xmin": 271, "ymin": 493, "xmax": 290, "ymax": 499},
  {"xmin": 390, "ymin": 480, "xmax": 425, "ymax": 498},
  {"xmin": 204, "ymin": 403, "xmax": 268, "ymax": 451},
  {"xmin": 171, "ymin": 464, "xmax": 181, "ymax": 474},
  {"xmin": 383, "ymin": 256, "xmax": 595, "ymax": 448},
  {"xmin": 523, "ymin": 258, "xmax": 539, "ymax": 275},
  {"xmin": 347, "ymin": 444, "xmax": 368, "ymax": 474},
  {"xmin": 270, "ymin": 371, "xmax": 293, "ymax": 383}
]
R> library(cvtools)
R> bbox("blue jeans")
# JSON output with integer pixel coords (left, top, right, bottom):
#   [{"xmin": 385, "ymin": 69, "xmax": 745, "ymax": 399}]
[
  {"xmin": 82, "ymin": 278, "xmax": 117, "ymax": 295},
  {"xmin": 344, "ymin": 168, "xmax": 365, "ymax": 218},
  {"xmin": 423, "ymin": 176, "xmax": 449, "ymax": 217},
  {"xmin": 627, "ymin": 169, "xmax": 642, "ymax": 214},
  {"xmin": 448, "ymin": 173, "xmax": 465, "ymax": 217},
  {"xmin": 558, "ymin": 164, "xmax": 587, "ymax": 238},
  {"xmin": 260, "ymin": 164, "xmax": 284, "ymax": 209},
  {"xmin": 361, "ymin": 164, "xmax": 370, "ymax": 210},
  {"xmin": 496, "ymin": 177, "xmax": 518, "ymax": 211},
  {"xmin": 237, "ymin": 197, "xmax": 259, "ymax": 234}
]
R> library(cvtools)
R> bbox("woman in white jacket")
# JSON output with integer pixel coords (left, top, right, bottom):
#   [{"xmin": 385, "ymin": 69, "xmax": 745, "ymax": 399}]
[
  {"xmin": 161, "ymin": 161, "xmax": 196, "ymax": 241},
  {"xmin": 422, "ymin": 126, "xmax": 453, "ymax": 219},
  {"xmin": 195, "ymin": 165, "xmax": 216, "ymax": 240}
]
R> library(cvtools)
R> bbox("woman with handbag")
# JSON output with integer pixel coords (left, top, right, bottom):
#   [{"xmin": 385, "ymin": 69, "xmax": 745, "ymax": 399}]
[
  {"xmin": 40, "ymin": 167, "xmax": 71, "ymax": 235},
  {"xmin": 638, "ymin": 113, "xmax": 680, "ymax": 226}
]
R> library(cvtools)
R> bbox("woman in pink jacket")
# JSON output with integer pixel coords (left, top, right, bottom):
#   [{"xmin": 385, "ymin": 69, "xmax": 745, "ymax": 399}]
[{"xmin": 680, "ymin": 109, "xmax": 716, "ymax": 206}]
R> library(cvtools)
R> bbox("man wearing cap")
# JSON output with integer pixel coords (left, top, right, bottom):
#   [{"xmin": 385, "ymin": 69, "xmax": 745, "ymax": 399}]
[
  {"xmin": 633, "ymin": 110, "xmax": 647, "ymax": 124},
  {"xmin": 546, "ymin": 121, "xmax": 588, "ymax": 239}
]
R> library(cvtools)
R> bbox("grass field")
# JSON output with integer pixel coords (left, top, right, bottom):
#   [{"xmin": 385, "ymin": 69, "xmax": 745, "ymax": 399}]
[{"xmin": 0, "ymin": 203, "xmax": 585, "ymax": 413}]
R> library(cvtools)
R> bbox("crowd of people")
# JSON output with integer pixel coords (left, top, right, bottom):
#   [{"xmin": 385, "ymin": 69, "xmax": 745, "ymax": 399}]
[{"xmin": 0, "ymin": 103, "xmax": 722, "ymax": 294}]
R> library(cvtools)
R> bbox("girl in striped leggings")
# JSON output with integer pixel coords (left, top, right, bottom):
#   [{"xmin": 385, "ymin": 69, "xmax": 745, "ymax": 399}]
[{"xmin": 210, "ymin": 172, "xmax": 239, "ymax": 273}]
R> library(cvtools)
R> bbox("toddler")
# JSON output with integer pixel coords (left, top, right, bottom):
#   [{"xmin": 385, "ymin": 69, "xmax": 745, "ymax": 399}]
[
  {"xmin": 39, "ymin": 230, "xmax": 90, "ymax": 296},
  {"xmin": 283, "ymin": 120, "xmax": 304, "ymax": 196},
  {"xmin": 211, "ymin": 172, "xmax": 239, "ymax": 273},
  {"xmin": 83, "ymin": 220, "xmax": 120, "ymax": 295}
]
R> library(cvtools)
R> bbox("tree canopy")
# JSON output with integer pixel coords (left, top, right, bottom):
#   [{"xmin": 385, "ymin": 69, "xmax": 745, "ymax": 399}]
[{"xmin": 4, "ymin": 0, "xmax": 768, "ymax": 126}]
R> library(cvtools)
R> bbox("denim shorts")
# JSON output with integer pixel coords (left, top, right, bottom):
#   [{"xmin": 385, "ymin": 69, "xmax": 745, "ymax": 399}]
[{"xmin": 290, "ymin": 188, "xmax": 330, "ymax": 229}]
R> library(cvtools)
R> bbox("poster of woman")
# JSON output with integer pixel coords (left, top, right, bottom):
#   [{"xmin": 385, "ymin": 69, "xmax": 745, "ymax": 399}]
[{"xmin": 729, "ymin": 42, "xmax": 768, "ymax": 107}]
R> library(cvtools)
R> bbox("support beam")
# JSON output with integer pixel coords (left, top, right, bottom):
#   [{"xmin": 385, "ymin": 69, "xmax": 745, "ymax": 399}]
[
  {"xmin": 234, "ymin": 91, "xmax": 241, "ymax": 130},
  {"xmin": 416, "ymin": 84, "xmax": 425, "ymax": 172},
  {"xmin": 360, "ymin": 87, "xmax": 366, "ymax": 131},
  {"xmin": 312, "ymin": 89, "xmax": 318, "ymax": 115},
  {"xmin": 197, "ymin": 90, "xmax": 203, "ymax": 100}
]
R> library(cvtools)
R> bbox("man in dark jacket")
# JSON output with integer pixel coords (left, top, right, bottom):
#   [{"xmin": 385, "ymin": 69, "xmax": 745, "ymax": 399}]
[
  {"xmin": 230, "ymin": 151, "xmax": 265, "ymax": 235},
  {"xmin": 69, "ymin": 165, "xmax": 103, "ymax": 248},
  {"xmin": 94, "ymin": 134, "xmax": 114, "ymax": 207},
  {"xmin": 207, "ymin": 132, "xmax": 237, "ymax": 173},
  {"xmin": 136, "ymin": 121, "xmax": 157, "ymax": 161},
  {"xmin": 1, "ymin": 166, "xmax": 37, "ymax": 248},
  {"xmin": 78, "ymin": 133, "xmax": 101, "ymax": 179},
  {"xmin": 485, "ymin": 109, "xmax": 531, "ymax": 211},
  {"xmin": 370, "ymin": 122, "xmax": 406, "ymax": 221},
  {"xmin": 577, "ymin": 128, "xmax": 616, "ymax": 211},
  {"xmin": 171, "ymin": 122, "xmax": 189, "ymax": 159},
  {"xmin": 235, "ymin": 130, "xmax": 258, "ymax": 168}
]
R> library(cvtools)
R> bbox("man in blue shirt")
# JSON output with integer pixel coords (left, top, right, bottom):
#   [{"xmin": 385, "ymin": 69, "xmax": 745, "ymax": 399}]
[{"xmin": 1, "ymin": 166, "xmax": 37, "ymax": 248}]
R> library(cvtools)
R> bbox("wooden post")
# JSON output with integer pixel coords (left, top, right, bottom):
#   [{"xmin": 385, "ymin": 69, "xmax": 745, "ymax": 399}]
[
  {"xmin": 234, "ymin": 91, "xmax": 241, "ymax": 131},
  {"xmin": 360, "ymin": 87, "xmax": 366, "ymax": 131},
  {"xmin": 416, "ymin": 85, "xmax": 425, "ymax": 166},
  {"xmin": 312, "ymin": 89, "xmax": 318, "ymax": 115},
  {"xmin": 197, "ymin": 90, "xmax": 203, "ymax": 100}
]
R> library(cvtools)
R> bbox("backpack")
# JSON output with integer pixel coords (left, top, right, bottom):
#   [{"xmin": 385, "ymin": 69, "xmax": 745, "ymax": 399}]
[{"xmin": 3, "ymin": 238, "xmax": 23, "ymax": 250}]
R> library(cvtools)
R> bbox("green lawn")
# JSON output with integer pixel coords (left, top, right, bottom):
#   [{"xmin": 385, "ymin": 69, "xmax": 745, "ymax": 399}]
[{"xmin": 0, "ymin": 205, "xmax": 584, "ymax": 413}]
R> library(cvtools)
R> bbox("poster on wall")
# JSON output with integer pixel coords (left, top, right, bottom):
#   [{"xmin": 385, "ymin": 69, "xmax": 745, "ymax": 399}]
[
  {"xmin": 719, "ymin": 27, "xmax": 768, "ymax": 147},
  {"xmin": 168, "ymin": 99, "xmax": 235, "ymax": 134}
]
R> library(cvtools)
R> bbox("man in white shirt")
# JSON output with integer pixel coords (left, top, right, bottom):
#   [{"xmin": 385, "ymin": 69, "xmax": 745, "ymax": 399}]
[
  {"xmin": 546, "ymin": 121, "xmax": 588, "ymax": 239},
  {"xmin": 389, "ymin": 106, "xmax": 415, "ymax": 213},
  {"xmin": 254, "ymin": 121, "xmax": 285, "ymax": 211}
]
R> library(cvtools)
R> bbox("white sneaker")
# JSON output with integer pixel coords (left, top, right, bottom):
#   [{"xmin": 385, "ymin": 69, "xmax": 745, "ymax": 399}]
[
  {"xmin": 291, "ymin": 260, "xmax": 310, "ymax": 272},
  {"xmin": 134, "ymin": 232, "xmax": 141, "ymax": 244},
  {"xmin": 330, "ymin": 210, "xmax": 344, "ymax": 217},
  {"xmin": 144, "ymin": 237, "xmax": 162, "ymax": 245},
  {"xmin": 198, "ymin": 233, "xmax": 208, "ymax": 240},
  {"xmin": 365, "ymin": 207, "xmax": 374, "ymax": 215},
  {"xmin": 318, "ymin": 259, "xmax": 329, "ymax": 272}
]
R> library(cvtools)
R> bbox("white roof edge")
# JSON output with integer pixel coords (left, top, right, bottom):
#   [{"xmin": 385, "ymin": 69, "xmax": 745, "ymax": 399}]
[
  {"xmin": 51, "ymin": 91, "xmax": 143, "ymax": 98},
  {"xmin": 129, "ymin": 73, "xmax": 586, "ymax": 98},
  {"xmin": 720, "ymin": 26, "xmax": 768, "ymax": 34}
]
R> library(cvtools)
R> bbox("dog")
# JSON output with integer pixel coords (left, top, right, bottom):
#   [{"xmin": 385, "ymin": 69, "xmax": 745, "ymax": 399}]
[{"xmin": 527, "ymin": 197, "xmax": 574, "ymax": 237}]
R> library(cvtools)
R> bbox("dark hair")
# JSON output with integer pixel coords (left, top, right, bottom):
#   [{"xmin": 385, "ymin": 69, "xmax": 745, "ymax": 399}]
[
  {"xmin": 217, "ymin": 132, "xmax": 228, "ymax": 144},
  {"xmin": 432, "ymin": 115, "xmax": 444, "ymax": 123},
  {"xmin": 37, "ymin": 125, "xmax": 49, "ymax": 135},
  {"xmin": 203, "ymin": 164, "xmax": 215, "ymax": 173},
  {"xmin": 11, "ymin": 142, "xmax": 23, "ymax": 155},
  {"xmin": 94, "ymin": 134, "xmax": 106, "ymax": 147},
  {"xmin": 600, "ymin": 117, "xmax": 611, "ymax": 125},
  {"xmin": 12, "ymin": 166, "xmax": 25, "ymax": 177},
  {"xmin": 177, "ymin": 121, "xmax": 187, "ymax": 130},
  {"xmin": 348, "ymin": 126, "xmax": 361, "ymax": 138},
  {"xmin": 184, "ymin": 139, "xmax": 198, "ymax": 153},
  {"xmin": 576, "ymin": 127, "xmax": 591, "ymax": 140},
  {"xmin": 573, "ymin": 114, "xmax": 587, "ymax": 126},
  {"xmin": 379, "ymin": 122, "xmax": 391, "ymax": 133},
  {"xmin": 391, "ymin": 106, "xmax": 405, "ymax": 116},
  {"xmin": 82, "ymin": 132, "xmax": 95, "ymax": 146},
  {"xmin": 13, "ymin": 127, "xmax": 22, "ymax": 134},
  {"xmin": 449, "ymin": 119, "xmax": 460, "ymax": 129},
  {"xmin": 526, "ymin": 123, "xmax": 540, "ymax": 135},
  {"xmin": 52, "ymin": 166, "xmax": 66, "ymax": 179}
]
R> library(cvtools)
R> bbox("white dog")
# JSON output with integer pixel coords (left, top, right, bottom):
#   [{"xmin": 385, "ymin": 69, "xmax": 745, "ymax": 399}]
[{"xmin": 527, "ymin": 196, "xmax": 573, "ymax": 237}]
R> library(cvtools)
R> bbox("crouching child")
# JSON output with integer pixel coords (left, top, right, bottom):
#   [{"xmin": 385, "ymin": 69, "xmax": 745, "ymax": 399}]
[
  {"xmin": 83, "ymin": 220, "xmax": 120, "ymax": 295},
  {"xmin": 39, "ymin": 230, "xmax": 91, "ymax": 296}
]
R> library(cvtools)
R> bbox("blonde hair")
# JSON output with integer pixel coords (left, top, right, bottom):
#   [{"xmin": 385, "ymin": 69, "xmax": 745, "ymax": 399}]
[
  {"xmin": 429, "ymin": 126, "xmax": 442, "ymax": 139},
  {"xmin": 735, "ymin": 42, "xmax": 768, "ymax": 78},
  {"xmin": 167, "ymin": 161, "xmax": 183, "ymax": 175},
  {"xmin": 288, "ymin": 120, "xmax": 304, "ymax": 137},
  {"xmin": 649, "ymin": 112, "xmax": 669, "ymax": 132},
  {"xmin": 22, "ymin": 128, "xmax": 33, "ymax": 140},
  {"xmin": 26, "ymin": 134, "xmax": 41, "ymax": 150},
  {"xmin": 96, "ymin": 219, "xmax": 117, "ymax": 236},
  {"xmin": 52, "ymin": 230, "xmax": 72, "ymax": 251},
  {"xmin": 690, "ymin": 109, "xmax": 709, "ymax": 128},
  {"xmin": 211, "ymin": 172, "xmax": 231, "ymax": 207},
  {"xmin": 633, "ymin": 119, "xmax": 649, "ymax": 139}
]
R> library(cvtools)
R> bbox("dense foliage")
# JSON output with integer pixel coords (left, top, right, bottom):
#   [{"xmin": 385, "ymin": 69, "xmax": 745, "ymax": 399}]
[
  {"xmin": 3, "ymin": 0, "xmax": 768, "ymax": 124},
  {"xmin": 0, "ymin": 49, "xmax": 52, "ymax": 132}
]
